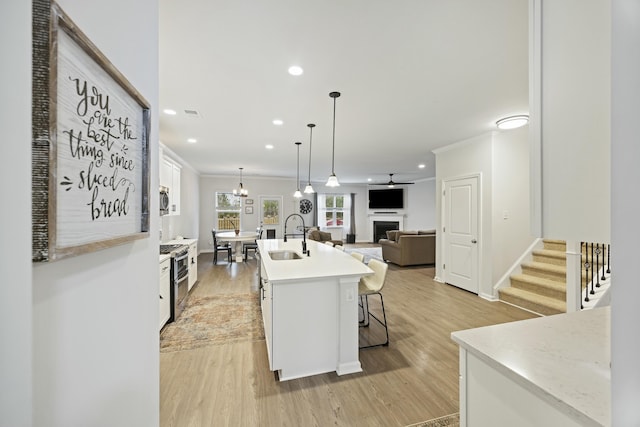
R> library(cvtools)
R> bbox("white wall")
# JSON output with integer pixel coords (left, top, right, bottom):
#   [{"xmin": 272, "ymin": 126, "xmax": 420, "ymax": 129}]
[
  {"xmin": 539, "ymin": 0, "xmax": 611, "ymax": 243},
  {"xmin": 492, "ymin": 126, "xmax": 534, "ymax": 283},
  {"xmin": 30, "ymin": 1, "xmax": 160, "ymax": 426},
  {"xmin": 611, "ymin": 0, "xmax": 640, "ymax": 423},
  {"xmin": 434, "ymin": 129, "xmax": 534, "ymax": 298},
  {"xmin": 434, "ymin": 134, "xmax": 494, "ymax": 297},
  {"xmin": 1, "ymin": 1, "xmax": 33, "ymax": 424},
  {"xmin": 406, "ymin": 178, "xmax": 437, "ymax": 230}
]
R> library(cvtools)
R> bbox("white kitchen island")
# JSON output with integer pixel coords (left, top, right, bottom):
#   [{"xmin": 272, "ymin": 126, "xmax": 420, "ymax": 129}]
[
  {"xmin": 452, "ymin": 307, "xmax": 610, "ymax": 427},
  {"xmin": 257, "ymin": 238, "xmax": 373, "ymax": 381}
]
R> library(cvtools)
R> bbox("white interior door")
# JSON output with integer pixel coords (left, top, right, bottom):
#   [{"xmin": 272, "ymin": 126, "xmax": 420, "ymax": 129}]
[{"xmin": 443, "ymin": 176, "xmax": 479, "ymax": 293}]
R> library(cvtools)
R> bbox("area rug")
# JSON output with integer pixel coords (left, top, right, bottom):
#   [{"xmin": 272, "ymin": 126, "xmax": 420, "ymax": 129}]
[
  {"xmin": 344, "ymin": 246, "xmax": 384, "ymax": 264},
  {"xmin": 405, "ymin": 413, "xmax": 459, "ymax": 427},
  {"xmin": 160, "ymin": 292, "xmax": 264, "ymax": 353}
]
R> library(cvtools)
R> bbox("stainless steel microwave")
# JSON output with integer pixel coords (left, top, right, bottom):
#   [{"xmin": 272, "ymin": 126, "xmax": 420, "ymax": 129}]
[{"xmin": 160, "ymin": 186, "xmax": 170, "ymax": 215}]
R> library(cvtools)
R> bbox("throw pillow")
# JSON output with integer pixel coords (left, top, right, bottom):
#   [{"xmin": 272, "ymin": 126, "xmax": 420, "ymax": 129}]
[{"xmin": 386, "ymin": 230, "xmax": 399, "ymax": 241}]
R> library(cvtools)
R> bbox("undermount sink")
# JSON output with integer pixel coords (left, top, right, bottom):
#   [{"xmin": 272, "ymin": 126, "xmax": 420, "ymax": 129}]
[{"xmin": 268, "ymin": 250, "xmax": 303, "ymax": 260}]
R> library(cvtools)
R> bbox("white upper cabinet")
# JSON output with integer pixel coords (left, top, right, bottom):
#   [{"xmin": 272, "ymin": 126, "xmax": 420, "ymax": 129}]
[{"xmin": 160, "ymin": 156, "xmax": 181, "ymax": 216}]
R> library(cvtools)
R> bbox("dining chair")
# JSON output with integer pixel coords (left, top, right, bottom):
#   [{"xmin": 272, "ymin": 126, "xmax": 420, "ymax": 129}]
[
  {"xmin": 358, "ymin": 259, "xmax": 389, "ymax": 349},
  {"xmin": 211, "ymin": 229, "xmax": 232, "ymax": 264},
  {"xmin": 266, "ymin": 229, "xmax": 276, "ymax": 239},
  {"xmin": 243, "ymin": 227, "xmax": 263, "ymax": 261},
  {"xmin": 335, "ymin": 245, "xmax": 344, "ymax": 251},
  {"xmin": 350, "ymin": 252, "xmax": 365, "ymax": 263},
  {"xmin": 325, "ymin": 241, "xmax": 335, "ymax": 247}
]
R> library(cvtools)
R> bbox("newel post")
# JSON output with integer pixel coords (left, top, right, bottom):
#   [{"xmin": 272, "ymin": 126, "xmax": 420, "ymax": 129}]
[{"xmin": 565, "ymin": 240, "xmax": 582, "ymax": 312}]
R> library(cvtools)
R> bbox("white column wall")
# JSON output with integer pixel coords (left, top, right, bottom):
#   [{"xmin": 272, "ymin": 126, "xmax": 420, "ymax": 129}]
[
  {"xmin": 611, "ymin": 0, "xmax": 640, "ymax": 423},
  {"xmin": 539, "ymin": 0, "xmax": 611, "ymax": 243},
  {"xmin": 0, "ymin": 1, "xmax": 33, "ymax": 424},
  {"xmin": 31, "ymin": 1, "xmax": 160, "ymax": 426},
  {"xmin": 406, "ymin": 178, "xmax": 437, "ymax": 231}
]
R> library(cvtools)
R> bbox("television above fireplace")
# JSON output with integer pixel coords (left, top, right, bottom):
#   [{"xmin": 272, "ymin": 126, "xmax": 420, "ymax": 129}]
[{"xmin": 368, "ymin": 188, "xmax": 404, "ymax": 209}]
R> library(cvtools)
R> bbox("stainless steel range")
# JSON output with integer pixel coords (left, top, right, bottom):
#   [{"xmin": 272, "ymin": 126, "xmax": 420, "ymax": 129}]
[{"xmin": 160, "ymin": 244, "xmax": 189, "ymax": 322}]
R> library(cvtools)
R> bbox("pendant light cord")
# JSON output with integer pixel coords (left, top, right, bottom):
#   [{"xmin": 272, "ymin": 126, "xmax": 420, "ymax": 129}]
[
  {"xmin": 331, "ymin": 95, "xmax": 336, "ymax": 174},
  {"xmin": 307, "ymin": 124, "xmax": 314, "ymax": 184}
]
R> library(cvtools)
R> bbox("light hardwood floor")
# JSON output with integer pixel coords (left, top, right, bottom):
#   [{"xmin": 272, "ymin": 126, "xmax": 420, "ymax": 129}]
[{"xmin": 160, "ymin": 248, "xmax": 538, "ymax": 427}]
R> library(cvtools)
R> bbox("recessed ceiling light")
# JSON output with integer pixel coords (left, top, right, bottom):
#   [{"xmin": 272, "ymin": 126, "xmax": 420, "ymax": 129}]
[
  {"xmin": 496, "ymin": 115, "xmax": 529, "ymax": 130},
  {"xmin": 288, "ymin": 65, "xmax": 303, "ymax": 76},
  {"xmin": 187, "ymin": 138, "xmax": 197, "ymax": 144},
  {"xmin": 163, "ymin": 109, "xmax": 177, "ymax": 115},
  {"xmin": 367, "ymin": 178, "xmax": 372, "ymax": 182},
  {"xmin": 418, "ymin": 164, "xmax": 426, "ymax": 169},
  {"xmin": 272, "ymin": 119, "xmax": 283, "ymax": 126},
  {"xmin": 265, "ymin": 144, "xmax": 274, "ymax": 150}
]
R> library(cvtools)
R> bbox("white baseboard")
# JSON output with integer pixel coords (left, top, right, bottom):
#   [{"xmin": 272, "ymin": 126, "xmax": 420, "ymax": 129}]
[{"xmin": 433, "ymin": 276, "xmax": 444, "ymax": 283}]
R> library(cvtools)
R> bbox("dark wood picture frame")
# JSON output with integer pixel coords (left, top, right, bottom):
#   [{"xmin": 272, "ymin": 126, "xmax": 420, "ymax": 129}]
[{"xmin": 32, "ymin": 1, "xmax": 150, "ymax": 262}]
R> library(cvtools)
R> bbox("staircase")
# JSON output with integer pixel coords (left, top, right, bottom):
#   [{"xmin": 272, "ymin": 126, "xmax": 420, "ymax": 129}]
[{"xmin": 499, "ymin": 239, "xmax": 567, "ymax": 315}]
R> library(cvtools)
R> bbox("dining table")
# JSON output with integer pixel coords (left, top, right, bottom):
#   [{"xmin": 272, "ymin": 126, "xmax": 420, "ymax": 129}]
[{"xmin": 216, "ymin": 230, "xmax": 259, "ymax": 262}]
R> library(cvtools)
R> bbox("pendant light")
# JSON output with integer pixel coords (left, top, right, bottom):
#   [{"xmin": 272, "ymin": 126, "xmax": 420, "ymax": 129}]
[
  {"xmin": 304, "ymin": 123, "xmax": 316, "ymax": 193},
  {"xmin": 232, "ymin": 167, "xmax": 248, "ymax": 197},
  {"xmin": 326, "ymin": 91, "xmax": 341, "ymax": 187},
  {"xmin": 293, "ymin": 142, "xmax": 302, "ymax": 198}
]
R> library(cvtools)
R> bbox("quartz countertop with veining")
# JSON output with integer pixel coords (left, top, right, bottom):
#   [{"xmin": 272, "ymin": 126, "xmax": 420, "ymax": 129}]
[{"xmin": 452, "ymin": 307, "xmax": 610, "ymax": 427}]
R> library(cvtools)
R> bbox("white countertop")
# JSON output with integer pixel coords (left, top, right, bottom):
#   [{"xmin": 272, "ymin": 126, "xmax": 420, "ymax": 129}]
[
  {"xmin": 160, "ymin": 238, "xmax": 196, "ymax": 263},
  {"xmin": 451, "ymin": 307, "xmax": 610, "ymax": 427},
  {"xmin": 258, "ymin": 239, "xmax": 373, "ymax": 282},
  {"xmin": 159, "ymin": 253, "xmax": 171, "ymax": 263}
]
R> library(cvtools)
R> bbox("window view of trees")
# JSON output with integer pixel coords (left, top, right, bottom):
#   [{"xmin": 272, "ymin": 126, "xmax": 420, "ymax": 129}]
[
  {"xmin": 324, "ymin": 195, "xmax": 344, "ymax": 226},
  {"xmin": 216, "ymin": 192, "xmax": 241, "ymax": 230},
  {"xmin": 262, "ymin": 199, "xmax": 280, "ymax": 225}
]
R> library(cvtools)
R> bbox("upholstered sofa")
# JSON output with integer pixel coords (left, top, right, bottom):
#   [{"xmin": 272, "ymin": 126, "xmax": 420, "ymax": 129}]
[
  {"xmin": 307, "ymin": 228, "xmax": 343, "ymax": 246},
  {"xmin": 378, "ymin": 230, "xmax": 436, "ymax": 266}
]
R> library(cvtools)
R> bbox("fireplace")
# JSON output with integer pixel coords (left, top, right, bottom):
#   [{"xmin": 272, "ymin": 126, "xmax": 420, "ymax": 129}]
[{"xmin": 373, "ymin": 221, "xmax": 399, "ymax": 243}]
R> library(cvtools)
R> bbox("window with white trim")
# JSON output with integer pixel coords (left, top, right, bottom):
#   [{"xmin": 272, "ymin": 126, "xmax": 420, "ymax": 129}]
[
  {"xmin": 215, "ymin": 192, "xmax": 241, "ymax": 231},
  {"xmin": 317, "ymin": 193, "xmax": 351, "ymax": 230}
]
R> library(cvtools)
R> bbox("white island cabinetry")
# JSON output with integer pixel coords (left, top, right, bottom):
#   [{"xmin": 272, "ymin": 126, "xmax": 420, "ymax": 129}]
[
  {"xmin": 159, "ymin": 255, "xmax": 171, "ymax": 331},
  {"xmin": 452, "ymin": 307, "xmax": 610, "ymax": 427},
  {"xmin": 258, "ymin": 239, "xmax": 372, "ymax": 381}
]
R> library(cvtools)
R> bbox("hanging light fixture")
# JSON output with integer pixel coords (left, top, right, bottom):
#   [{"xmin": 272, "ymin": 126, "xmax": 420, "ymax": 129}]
[
  {"xmin": 304, "ymin": 123, "xmax": 316, "ymax": 193},
  {"xmin": 293, "ymin": 142, "xmax": 303, "ymax": 198},
  {"xmin": 326, "ymin": 91, "xmax": 341, "ymax": 187},
  {"xmin": 232, "ymin": 167, "xmax": 248, "ymax": 197}
]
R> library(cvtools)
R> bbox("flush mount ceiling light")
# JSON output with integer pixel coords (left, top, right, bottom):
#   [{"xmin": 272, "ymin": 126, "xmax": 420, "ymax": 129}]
[
  {"xmin": 326, "ymin": 91, "xmax": 341, "ymax": 187},
  {"xmin": 232, "ymin": 167, "xmax": 248, "ymax": 197},
  {"xmin": 496, "ymin": 115, "xmax": 529, "ymax": 130},
  {"xmin": 304, "ymin": 123, "xmax": 315, "ymax": 194},
  {"xmin": 288, "ymin": 65, "xmax": 304, "ymax": 76},
  {"xmin": 293, "ymin": 142, "xmax": 303, "ymax": 198}
]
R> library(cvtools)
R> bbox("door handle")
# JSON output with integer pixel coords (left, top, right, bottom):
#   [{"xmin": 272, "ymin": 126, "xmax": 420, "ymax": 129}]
[{"xmin": 471, "ymin": 239, "xmax": 477, "ymax": 244}]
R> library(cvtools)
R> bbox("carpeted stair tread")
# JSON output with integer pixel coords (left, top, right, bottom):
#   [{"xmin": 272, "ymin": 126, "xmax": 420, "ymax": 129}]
[
  {"xmin": 521, "ymin": 261, "xmax": 566, "ymax": 280},
  {"xmin": 510, "ymin": 273, "xmax": 566, "ymax": 300},
  {"xmin": 499, "ymin": 287, "xmax": 565, "ymax": 316},
  {"xmin": 532, "ymin": 249, "xmax": 566, "ymax": 266},
  {"xmin": 543, "ymin": 239, "xmax": 566, "ymax": 252}
]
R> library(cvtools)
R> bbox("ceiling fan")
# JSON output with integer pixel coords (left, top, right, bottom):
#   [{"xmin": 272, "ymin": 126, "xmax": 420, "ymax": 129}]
[{"xmin": 370, "ymin": 173, "xmax": 415, "ymax": 187}]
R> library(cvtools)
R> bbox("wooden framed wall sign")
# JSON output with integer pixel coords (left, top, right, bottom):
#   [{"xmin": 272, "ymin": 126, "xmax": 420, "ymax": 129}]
[{"xmin": 32, "ymin": 1, "xmax": 150, "ymax": 262}]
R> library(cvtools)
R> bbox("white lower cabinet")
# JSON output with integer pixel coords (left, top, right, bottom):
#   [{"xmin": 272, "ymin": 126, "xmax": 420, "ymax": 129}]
[
  {"xmin": 188, "ymin": 241, "xmax": 198, "ymax": 291},
  {"xmin": 260, "ymin": 275, "xmax": 273, "ymax": 369},
  {"xmin": 159, "ymin": 258, "xmax": 171, "ymax": 331}
]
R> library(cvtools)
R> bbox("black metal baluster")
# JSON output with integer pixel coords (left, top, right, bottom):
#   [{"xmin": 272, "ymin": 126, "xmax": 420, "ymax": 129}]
[
  {"xmin": 595, "ymin": 244, "xmax": 601, "ymax": 288},
  {"xmin": 584, "ymin": 242, "xmax": 591, "ymax": 303},
  {"xmin": 581, "ymin": 242, "xmax": 585, "ymax": 309},
  {"xmin": 601, "ymin": 243, "xmax": 607, "ymax": 281},
  {"xmin": 606, "ymin": 244, "xmax": 611, "ymax": 274},
  {"xmin": 590, "ymin": 244, "xmax": 595, "ymax": 295}
]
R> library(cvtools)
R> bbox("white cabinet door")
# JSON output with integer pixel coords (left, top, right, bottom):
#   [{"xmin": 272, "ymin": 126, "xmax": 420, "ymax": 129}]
[
  {"xmin": 260, "ymin": 271, "xmax": 273, "ymax": 369},
  {"xmin": 171, "ymin": 162, "xmax": 181, "ymax": 215},
  {"xmin": 188, "ymin": 241, "xmax": 197, "ymax": 291},
  {"xmin": 159, "ymin": 258, "xmax": 171, "ymax": 330},
  {"xmin": 161, "ymin": 157, "xmax": 181, "ymax": 215}
]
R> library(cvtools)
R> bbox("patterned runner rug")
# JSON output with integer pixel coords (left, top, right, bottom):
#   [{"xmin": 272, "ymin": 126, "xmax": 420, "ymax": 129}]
[
  {"xmin": 405, "ymin": 413, "xmax": 459, "ymax": 427},
  {"xmin": 160, "ymin": 292, "xmax": 264, "ymax": 352}
]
